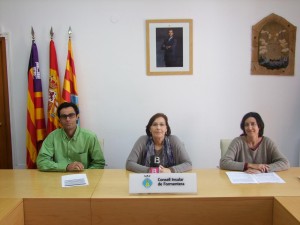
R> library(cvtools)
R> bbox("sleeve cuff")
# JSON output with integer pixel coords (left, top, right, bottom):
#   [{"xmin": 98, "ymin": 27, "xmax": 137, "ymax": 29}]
[{"xmin": 57, "ymin": 162, "xmax": 69, "ymax": 171}]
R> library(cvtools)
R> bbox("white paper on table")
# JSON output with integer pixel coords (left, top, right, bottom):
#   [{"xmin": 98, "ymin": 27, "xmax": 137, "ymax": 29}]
[
  {"xmin": 226, "ymin": 172, "xmax": 285, "ymax": 184},
  {"xmin": 253, "ymin": 172, "xmax": 285, "ymax": 183},
  {"xmin": 61, "ymin": 174, "xmax": 89, "ymax": 187},
  {"xmin": 226, "ymin": 172, "xmax": 257, "ymax": 184}
]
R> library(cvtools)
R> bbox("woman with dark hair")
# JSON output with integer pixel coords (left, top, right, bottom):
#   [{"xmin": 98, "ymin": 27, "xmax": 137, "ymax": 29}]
[
  {"xmin": 126, "ymin": 113, "xmax": 192, "ymax": 173},
  {"xmin": 220, "ymin": 112, "xmax": 289, "ymax": 173}
]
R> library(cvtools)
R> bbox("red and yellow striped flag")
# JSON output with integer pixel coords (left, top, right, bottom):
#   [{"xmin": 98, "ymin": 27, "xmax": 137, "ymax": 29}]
[
  {"xmin": 26, "ymin": 40, "xmax": 46, "ymax": 169},
  {"xmin": 46, "ymin": 39, "xmax": 61, "ymax": 134},
  {"xmin": 62, "ymin": 39, "xmax": 79, "ymax": 106}
]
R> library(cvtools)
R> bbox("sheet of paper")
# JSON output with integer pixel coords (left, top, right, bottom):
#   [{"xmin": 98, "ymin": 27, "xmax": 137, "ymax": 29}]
[
  {"xmin": 253, "ymin": 172, "xmax": 285, "ymax": 183},
  {"xmin": 226, "ymin": 172, "xmax": 257, "ymax": 184},
  {"xmin": 226, "ymin": 172, "xmax": 285, "ymax": 184},
  {"xmin": 61, "ymin": 173, "xmax": 89, "ymax": 187}
]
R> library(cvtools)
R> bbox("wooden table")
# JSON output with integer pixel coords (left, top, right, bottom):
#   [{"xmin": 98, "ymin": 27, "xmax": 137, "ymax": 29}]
[
  {"xmin": 0, "ymin": 168, "xmax": 300, "ymax": 225},
  {"xmin": 92, "ymin": 168, "xmax": 300, "ymax": 198},
  {"xmin": 274, "ymin": 197, "xmax": 300, "ymax": 225},
  {"xmin": 0, "ymin": 198, "xmax": 23, "ymax": 225},
  {"xmin": 0, "ymin": 169, "xmax": 103, "ymax": 225},
  {"xmin": 91, "ymin": 168, "xmax": 300, "ymax": 225}
]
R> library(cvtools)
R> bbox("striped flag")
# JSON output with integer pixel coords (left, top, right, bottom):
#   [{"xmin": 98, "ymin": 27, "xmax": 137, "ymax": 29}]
[
  {"xmin": 62, "ymin": 39, "xmax": 79, "ymax": 106},
  {"xmin": 46, "ymin": 39, "xmax": 61, "ymax": 134},
  {"xmin": 26, "ymin": 40, "xmax": 46, "ymax": 169}
]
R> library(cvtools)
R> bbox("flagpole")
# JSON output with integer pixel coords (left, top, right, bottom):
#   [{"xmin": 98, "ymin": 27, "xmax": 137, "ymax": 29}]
[
  {"xmin": 47, "ymin": 26, "xmax": 61, "ymax": 134},
  {"xmin": 31, "ymin": 26, "xmax": 35, "ymax": 42},
  {"xmin": 26, "ymin": 26, "xmax": 47, "ymax": 168},
  {"xmin": 62, "ymin": 26, "xmax": 79, "ymax": 124},
  {"xmin": 68, "ymin": 26, "xmax": 72, "ymax": 39},
  {"xmin": 50, "ymin": 27, "xmax": 54, "ymax": 40}
]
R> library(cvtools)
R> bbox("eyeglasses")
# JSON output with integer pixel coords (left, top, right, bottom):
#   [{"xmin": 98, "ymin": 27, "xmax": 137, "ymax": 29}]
[{"xmin": 60, "ymin": 113, "xmax": 76, "ymax": 120}]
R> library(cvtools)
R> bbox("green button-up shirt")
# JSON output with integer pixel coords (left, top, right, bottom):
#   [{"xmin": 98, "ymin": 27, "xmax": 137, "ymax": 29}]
[{"xmin": 37, "ymin": 126, "xmax": 105, "ymax": 171}]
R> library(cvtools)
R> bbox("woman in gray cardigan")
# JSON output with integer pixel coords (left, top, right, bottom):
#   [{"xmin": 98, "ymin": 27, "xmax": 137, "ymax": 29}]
[
  {"xmin": 126, "ymin": 113, "xmax": 192, "ymax": 173},
  {"xmin": 220, "ymin": 112, "xmax": 289, "ymax": 173}
]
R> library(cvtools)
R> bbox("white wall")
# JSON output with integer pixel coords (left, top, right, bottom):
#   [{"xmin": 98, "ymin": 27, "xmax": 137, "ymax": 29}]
[{"xmin": 0, "ymin": 0, "xmax": 300, "ymax": 169}]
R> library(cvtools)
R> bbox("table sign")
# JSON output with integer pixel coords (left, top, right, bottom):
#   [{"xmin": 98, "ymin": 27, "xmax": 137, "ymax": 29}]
[{"xmin": 129, "ymin": 173, "xmax": 197, "ymax": 194}]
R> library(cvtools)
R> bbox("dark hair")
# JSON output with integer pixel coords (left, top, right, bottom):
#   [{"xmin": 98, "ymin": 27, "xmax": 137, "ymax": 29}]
[
  {"xmin": 146, "ymin": 113, "xmax": 171, "ymax": 137},
  {"xmin": 57, "ymin": 102, "xmax": 79, "ymax": 118},
  {"xmin": 240, "ymin": 112, "xmax": 264, "ymax": 137},
  {"xmin": 168, "ymin": 29, "xmax": 174, "ymax": 35}
]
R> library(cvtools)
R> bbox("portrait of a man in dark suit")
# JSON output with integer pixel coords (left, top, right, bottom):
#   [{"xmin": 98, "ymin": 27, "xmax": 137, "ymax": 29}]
[{"xmin": 156, "ymin": 28, "xmax": 183, "ymax": 67}]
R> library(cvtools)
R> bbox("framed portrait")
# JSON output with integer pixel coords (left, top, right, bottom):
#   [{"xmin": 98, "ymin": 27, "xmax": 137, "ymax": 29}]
[
  {"xmin": 251, "ymin": 13, "xmax": 297, "ymax": 76},
  {"xmin": 146, "ymin": 19, "xmax": 193, "ymax": 75}
]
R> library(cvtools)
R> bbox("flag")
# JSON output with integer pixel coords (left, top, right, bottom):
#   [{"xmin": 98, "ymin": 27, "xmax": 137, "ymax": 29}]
[
  {"xmin": 26, "ymin": 40, "xmax": 46, "ymax": 169},
  {"xmin": 62, "ymin": 39, "xmax": 79, "ymax": 106},
  {"xmin": 47, "ymin": 40, "xmax": 61, "ymax": 134}
]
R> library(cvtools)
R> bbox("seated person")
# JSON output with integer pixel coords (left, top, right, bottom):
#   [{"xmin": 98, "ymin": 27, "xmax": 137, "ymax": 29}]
[
  {"xmin": 37, "ymin": 102, "xmax": 105, "ymax": 171},
  {"xmin": 220, "ymin": 112, "xmax": 289, "ymax": 173},
  {"xmin": 126, "ymin": 113, "xmax": 192, "ymax": 173}
]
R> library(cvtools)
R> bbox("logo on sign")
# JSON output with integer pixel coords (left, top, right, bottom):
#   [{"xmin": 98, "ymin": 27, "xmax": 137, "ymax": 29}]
[{"xmin": 142, "ymin": 178, "xmax": 153, "ymax": 188}]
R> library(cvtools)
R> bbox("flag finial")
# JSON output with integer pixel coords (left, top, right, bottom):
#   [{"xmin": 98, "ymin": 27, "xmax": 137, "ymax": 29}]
[
  {"xmin": 31, "ymin": 26, "xmax": 35, "ymax": 41},
  {"xmin": 50, "ymin": 27, "xmax": 54, "ymax": 40},
  {"xmin": 68, "ymin": 26, "xmax": 72, "ymax": 39}
]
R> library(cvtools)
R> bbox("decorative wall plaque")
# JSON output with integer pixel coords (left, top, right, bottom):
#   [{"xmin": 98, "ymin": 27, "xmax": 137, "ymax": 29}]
[{"xmin": 251, "ymin": 13, "xmax": 296, "ymax": 75}]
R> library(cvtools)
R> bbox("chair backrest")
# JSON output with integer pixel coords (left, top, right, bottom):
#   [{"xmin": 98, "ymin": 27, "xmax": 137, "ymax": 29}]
[{"xmin": 220, "ymin": 139, "xmax": 232, "ymax": 158}]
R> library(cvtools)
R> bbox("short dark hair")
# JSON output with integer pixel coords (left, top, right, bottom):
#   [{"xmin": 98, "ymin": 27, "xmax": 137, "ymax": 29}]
[
  {"xmin": 146, "ymin": 113, "xmax": 171, "ymax": 137},
  {"xmin": 57, "ymin": 102, "xmax": 79, "ymax": 118},
  {"xmin": 240, "ymin": 112, "xmax": 264, "ymax": 137}
]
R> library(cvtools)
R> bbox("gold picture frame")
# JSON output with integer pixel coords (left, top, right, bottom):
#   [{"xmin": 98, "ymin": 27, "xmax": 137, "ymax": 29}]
[
  {"xmin": 146, "ymin": 19, "xmax": 193, "ymax": 76},
  {"xmin": 251, "ymin": 13, "xmax": 297, "ymax": 76}
]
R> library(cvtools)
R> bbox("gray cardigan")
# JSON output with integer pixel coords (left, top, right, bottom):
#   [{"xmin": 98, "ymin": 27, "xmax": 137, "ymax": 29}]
[
  {"xmin": 219, "ymin": 136, "xmax": 290, "ymax": 172},
  {"xmin": 126, "ymin": 135, "xmax": 192, "ymax": 173}
]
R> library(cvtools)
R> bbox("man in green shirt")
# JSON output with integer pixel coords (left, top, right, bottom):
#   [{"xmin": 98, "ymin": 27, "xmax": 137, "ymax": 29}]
[{"xmin": 37, "ymin": 102, "xmax": 105, "ymax": 171}]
